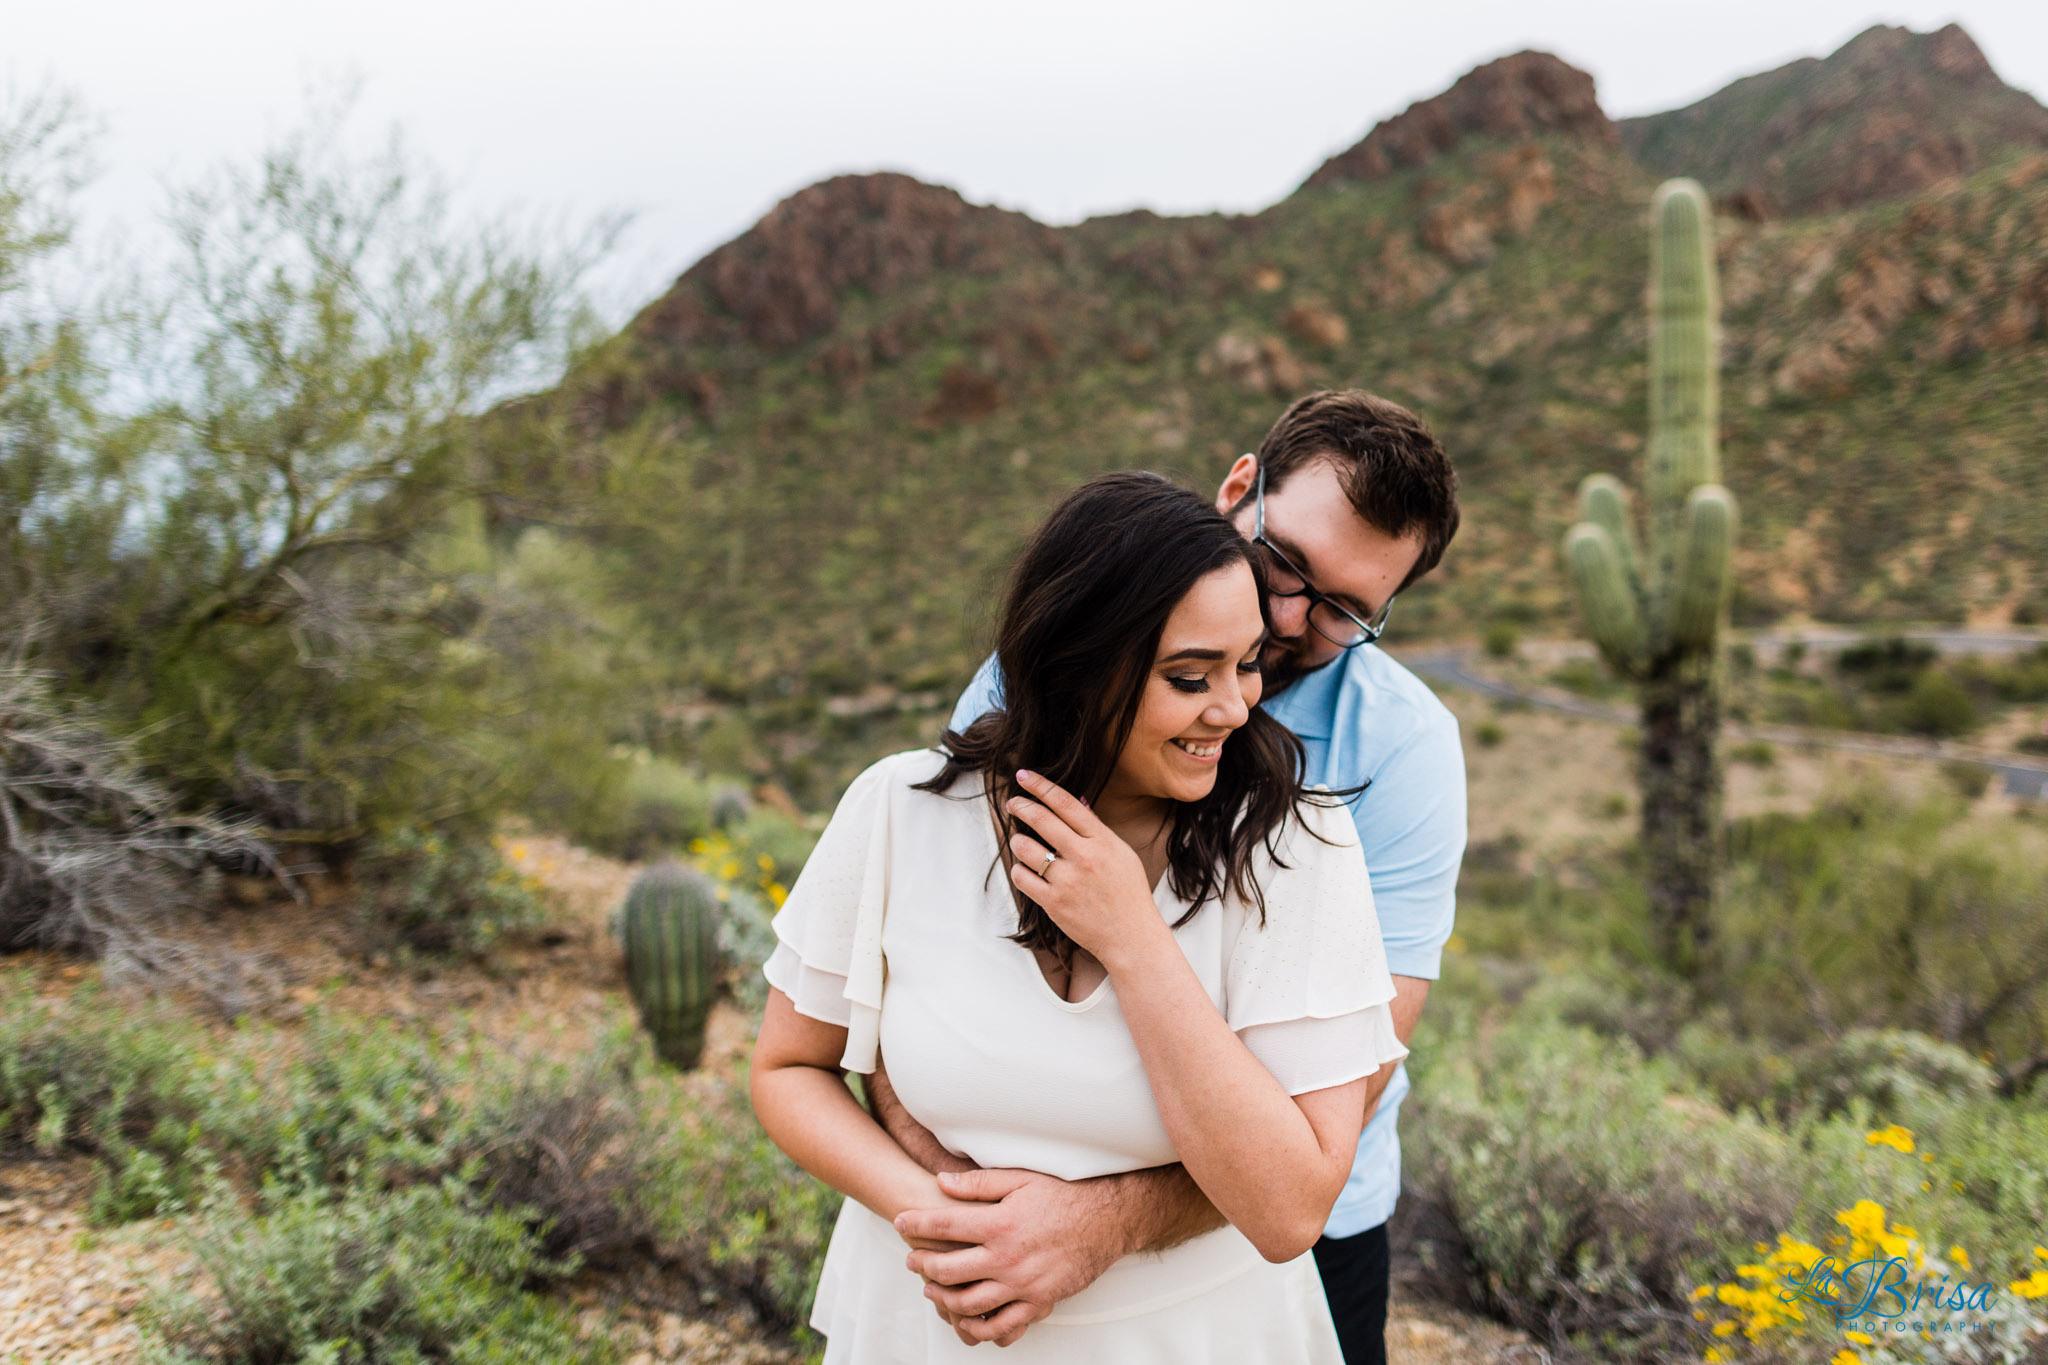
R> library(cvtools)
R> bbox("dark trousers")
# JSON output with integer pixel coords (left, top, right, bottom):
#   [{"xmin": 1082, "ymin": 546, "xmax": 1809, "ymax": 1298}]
[{"xmin": 1311, "ymin": 1222, "xmax": 1390, "ymax": 1365}]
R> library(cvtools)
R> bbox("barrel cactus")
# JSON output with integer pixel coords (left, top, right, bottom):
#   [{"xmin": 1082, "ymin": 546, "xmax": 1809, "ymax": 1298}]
[
  {"xmin": 619, "ymin": 862, "xmax": 722, "ymax": 1069},
  {"xmin": 1561, "ymin": 179, "xmax": 1739, "ymax": 979}
]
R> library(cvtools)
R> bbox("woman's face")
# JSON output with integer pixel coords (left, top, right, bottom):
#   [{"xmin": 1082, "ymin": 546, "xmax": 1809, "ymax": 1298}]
[{"xmin": 1104, "ymin": 560, "xmax": 1267, "ymax": 807}]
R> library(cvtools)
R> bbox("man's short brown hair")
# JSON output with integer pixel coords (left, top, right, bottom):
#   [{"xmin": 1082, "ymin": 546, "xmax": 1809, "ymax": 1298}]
[{"xmin": 1250, "ymin": 390, "xmax": 1460, "ymax": 594}]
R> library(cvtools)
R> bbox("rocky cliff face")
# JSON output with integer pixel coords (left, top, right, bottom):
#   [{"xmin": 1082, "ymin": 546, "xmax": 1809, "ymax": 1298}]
[
  {"xmin": 1300, "ymin": 51, "xmax": 1616, "ymax": 189},
  {"xmin": 637, "ymin": 172, "xmax": 1066, "ymax": 351},
  {"xmin": 1620, "ymin": 24, "xmax": 2048, "ymax": 217}
]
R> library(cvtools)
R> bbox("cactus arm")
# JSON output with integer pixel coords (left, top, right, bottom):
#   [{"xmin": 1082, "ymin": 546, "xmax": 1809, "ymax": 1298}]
[
  {"xmin": 1665, "ymin": 485, "xmax": 1737, "ymax": 653},
  {"xmin": 1577, "ymin": 473, "xmax": 1644, "ymax": 597},
  {"xmin": 1564, "ymin": 523, "xmax": 1647, "ymax": 673}
]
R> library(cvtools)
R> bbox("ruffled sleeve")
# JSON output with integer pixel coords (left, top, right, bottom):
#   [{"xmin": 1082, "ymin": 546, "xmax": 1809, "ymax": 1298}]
[
  {"xmin": 760, "ymin": 751, "xmax": 908, "ymax": 1074},
  {"xmin": 1227, "ymin": 789, "xmax": 1411, "ymax": 1095}
]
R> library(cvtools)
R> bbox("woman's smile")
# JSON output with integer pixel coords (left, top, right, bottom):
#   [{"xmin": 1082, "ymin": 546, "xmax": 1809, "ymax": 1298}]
[{"xmin": 1169, "ymin": 736, "xmax": 1225, "ymax": 763}]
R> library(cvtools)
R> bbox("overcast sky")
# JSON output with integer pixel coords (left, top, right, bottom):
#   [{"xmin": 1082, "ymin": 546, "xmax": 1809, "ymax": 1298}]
[{"xmin": 10, "ymin": 1, "xmax": 2048, "ymax": 323}]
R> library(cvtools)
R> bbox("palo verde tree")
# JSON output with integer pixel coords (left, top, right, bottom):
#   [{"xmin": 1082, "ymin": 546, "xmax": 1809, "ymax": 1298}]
[{"xmin": 1562, "ymin": 179, "xmax": 1738, "ymax": 980}]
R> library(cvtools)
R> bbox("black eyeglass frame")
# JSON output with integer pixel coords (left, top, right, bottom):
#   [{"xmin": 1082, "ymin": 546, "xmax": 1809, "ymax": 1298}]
[{"xmin": 1250, "ymin": 462, "xmax": 1396, "ymax": 649}]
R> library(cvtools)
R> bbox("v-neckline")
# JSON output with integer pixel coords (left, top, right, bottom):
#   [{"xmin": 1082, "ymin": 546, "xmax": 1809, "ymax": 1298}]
[{"xmin": 983, "ymin": 803, "xmax": 1175, "ymax": 1012}]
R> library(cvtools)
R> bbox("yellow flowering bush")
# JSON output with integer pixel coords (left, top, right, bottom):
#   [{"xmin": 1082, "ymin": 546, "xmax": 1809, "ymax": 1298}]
[
  {"xmin": 1692, "ymin": 1129, "xmax": 2048, "ymax": 1364},
  {"xmin": 685, "ymin": 831, "xmax": 790, "ymax": 910}
]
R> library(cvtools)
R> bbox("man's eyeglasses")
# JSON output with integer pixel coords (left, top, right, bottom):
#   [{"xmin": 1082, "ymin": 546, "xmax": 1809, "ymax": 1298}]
[{"xmin": 1250, "ymin": 462, "xmax": 1395, "ymax": 649}]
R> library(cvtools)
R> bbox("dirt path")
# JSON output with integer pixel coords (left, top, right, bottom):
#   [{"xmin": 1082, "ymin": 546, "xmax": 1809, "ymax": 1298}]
[{"xmin": 0, "ymin": 833, "xmax": 1540, "ymax": 1365}]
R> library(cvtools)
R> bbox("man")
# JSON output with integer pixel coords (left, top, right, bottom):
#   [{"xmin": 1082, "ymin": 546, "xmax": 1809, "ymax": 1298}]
[{"xmin": 874, "ymin": 389, "xmax": 1466, "ymax": 1364}]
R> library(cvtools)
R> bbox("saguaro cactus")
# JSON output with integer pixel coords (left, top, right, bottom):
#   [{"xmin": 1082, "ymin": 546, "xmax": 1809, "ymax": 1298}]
[
  {"xmin": 619, "ymin": 862, "xmax": 722, "ymax": 1068},
  {"xmin": 1562, "ymin": 179, "xmax": 1738, "ymax": 979}
]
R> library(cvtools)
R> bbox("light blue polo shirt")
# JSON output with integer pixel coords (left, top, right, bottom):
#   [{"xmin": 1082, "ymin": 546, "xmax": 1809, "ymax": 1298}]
[{"xmin": 947, "ymin": 642, "xmax": 1466, "ymax": 1237}]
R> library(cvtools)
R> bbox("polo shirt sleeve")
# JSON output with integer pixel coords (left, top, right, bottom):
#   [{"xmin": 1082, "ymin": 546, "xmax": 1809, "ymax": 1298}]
[
  {"xmin": 1352, "ymin": 703, "xmax": 1466, "ymax": 981},
  {"xmin": 947, "ymin": 651, "xmax": 1004, "ymax": 734}
]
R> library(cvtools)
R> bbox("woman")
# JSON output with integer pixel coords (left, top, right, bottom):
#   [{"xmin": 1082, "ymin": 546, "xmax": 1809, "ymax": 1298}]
[{"xmin": 750, "ymin": 471, "xmax": 1408, "ymax": 1362}]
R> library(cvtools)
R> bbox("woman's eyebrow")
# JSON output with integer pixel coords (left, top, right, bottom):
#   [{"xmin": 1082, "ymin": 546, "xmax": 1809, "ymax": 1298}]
[{"xmin": 1159, "ymin": 637, "xmax": 1265, "ymax": 665}]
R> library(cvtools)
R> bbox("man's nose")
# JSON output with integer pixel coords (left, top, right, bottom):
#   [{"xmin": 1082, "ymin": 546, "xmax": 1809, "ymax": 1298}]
[{"xmin": 1268, "ymin": 593, "xmax": 1310, "ymax": 637}]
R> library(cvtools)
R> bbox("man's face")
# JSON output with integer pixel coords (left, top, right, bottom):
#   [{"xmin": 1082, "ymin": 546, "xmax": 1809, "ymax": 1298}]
[{"xmin": 1214, "ymin": 453, "xmax": 1426, "ymax": 695}]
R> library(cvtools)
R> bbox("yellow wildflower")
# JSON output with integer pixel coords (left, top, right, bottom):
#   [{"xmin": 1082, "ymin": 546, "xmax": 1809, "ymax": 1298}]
[
  {"xmin": 1949, "ymin": 1245, "xmax": 1970, "ymax": 1271},
  {"xmin": 1712, "ymin": 1321, "xmax": 1738, "ymax": 1336},
  {"xmin": 1832, "ymin": 1352, "xmax": 1861, "ymax": 1365},
  {"xmin": 1865, "ymin": 1125, "xmax": 1914, "ymax": 1153},
  {"xmin": 1836, "ymin": 1201, "xmax": 1887, "ymax": 1244},
  {"xmin": 1702, "ymin": 1349, "xmax": 1728, "ymax": 1364},
  {"xmin": 1846, "ymin": 1330, "xmax": 1874, "ymax": 1345},
  {"xmin": 1691, "ymin": 1285, "xmax": 1715, "ymax": 1301},
  {"xmin": 2012, "ymin": 1269, "xmax": 2048, "ymax": 1300}
]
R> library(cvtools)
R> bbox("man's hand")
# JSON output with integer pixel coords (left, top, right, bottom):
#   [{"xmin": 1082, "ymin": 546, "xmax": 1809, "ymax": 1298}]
[{"xmin": 894, "ymin": 1162, "xmax": 1220, "ymax": 1346}]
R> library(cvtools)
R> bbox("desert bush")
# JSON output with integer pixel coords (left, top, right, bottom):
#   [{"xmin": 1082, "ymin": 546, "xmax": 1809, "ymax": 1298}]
[
  {"xmin": 350, "ymin": 825, "xmax": 552, "ymax": 963},
  {"xmin": 1887, "ymin": 669, "xmax": 1980, "ymax": 738},
  {"xmin": 136, "ymin": 1162, "xmax": 608, "ymax": 1365},
  {"xmin": 0, "ymin": 973, "xmax": 209, "ymax": 1218},
  {"xmin": 640, "ymin": 1073, "xmax": 841, "ymax": 1336},
  {"xmin": 1836, "ymin": 637, "xmax": 1939, "ymax": 691},
  {"xmin": 601, "ymin": 754, "xmax": 716, "ymax": 859},
  {"xmin": 0, "ymin": 668, "xmax": 283, "ymax": 1009},
  {"xmin": 1399, "ymin": 1014, "xmax": 1797, "ymax": 1358},
  {"xmin": 1717, "ymin": 787, "xmax": 2048, "ymax": 1096}
]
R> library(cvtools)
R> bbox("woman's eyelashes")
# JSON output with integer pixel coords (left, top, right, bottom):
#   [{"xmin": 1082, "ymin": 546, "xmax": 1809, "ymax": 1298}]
[{"xmin": 1166, "ymin": 658, "xmax": 1264, "ymax": 693}]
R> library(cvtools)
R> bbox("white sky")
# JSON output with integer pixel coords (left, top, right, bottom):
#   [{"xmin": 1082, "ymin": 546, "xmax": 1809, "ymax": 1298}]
[{"xmin": 10, "ymin": 1, "xmax": 2048, "ymax": 324}]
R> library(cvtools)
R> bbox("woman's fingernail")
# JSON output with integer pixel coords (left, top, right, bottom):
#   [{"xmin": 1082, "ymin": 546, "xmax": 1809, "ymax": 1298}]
[{"xmin": 1016, "ymin": 769, "xmax": 1034, "ymax": 783}]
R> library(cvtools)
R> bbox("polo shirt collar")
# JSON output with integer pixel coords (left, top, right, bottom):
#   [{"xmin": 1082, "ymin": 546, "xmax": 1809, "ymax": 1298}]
[{"xmin": 1259, "ymin": 651, "xmax": 1344, "ymax": 740}]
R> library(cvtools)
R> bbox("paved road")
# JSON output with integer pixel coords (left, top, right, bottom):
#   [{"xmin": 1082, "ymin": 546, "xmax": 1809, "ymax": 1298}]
[{"xmin": 1399, "ymin": 647, "xmax": 2048, "ymax": 802}]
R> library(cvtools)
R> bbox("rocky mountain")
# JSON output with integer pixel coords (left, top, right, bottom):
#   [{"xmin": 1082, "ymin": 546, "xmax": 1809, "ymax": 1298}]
[
  {"xmin": 1620, "ymin": 24, "xmax": 2048, "ymax": 217},
  {"xmin": 498, "ymin": 24, "xmax": 2048, "ymax": 796}
]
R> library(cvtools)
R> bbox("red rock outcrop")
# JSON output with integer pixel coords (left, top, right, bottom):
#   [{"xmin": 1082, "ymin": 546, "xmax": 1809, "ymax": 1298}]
[
  {"xmin": 632, "ymin": 172, "xmax": 1065, "ymax": 353},
  {"xmin": 1620, "ymin": 24, "xmax": 2048, "ymax": 216},
  {"xmin": 1301, "ymin": 52, "xmax": 1616, "ymax": 189}
]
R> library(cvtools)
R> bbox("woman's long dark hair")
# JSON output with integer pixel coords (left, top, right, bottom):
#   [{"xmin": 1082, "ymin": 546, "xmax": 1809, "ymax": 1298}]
[{"xmin": 915, "ymin": 470, "xmax": 1349, "ymax": 969}]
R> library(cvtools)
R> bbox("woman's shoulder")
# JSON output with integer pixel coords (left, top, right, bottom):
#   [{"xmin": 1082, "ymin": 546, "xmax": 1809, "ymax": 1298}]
[
  {"xmin": 842, "ymin": 746, "xmax": 983, "ymax": 811},
  {"xmin": 1279, "ymin": 788, "xmax": 1363, "ymax": 857}
]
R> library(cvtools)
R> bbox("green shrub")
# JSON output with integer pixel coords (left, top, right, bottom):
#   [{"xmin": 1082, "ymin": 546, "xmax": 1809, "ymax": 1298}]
[
  {"xmin": 137, "ymin": 1163, "xmax": 609, "ymax": 1365},
  {"xmin": 1548, "ymin": 658, "xmax": 1628, "ymax": 700},
  {"xmin": 1940, "ymin": 758, "xmax": 1992, "ymax": 798},
  {"xmin": 608, "ymin": 756, "xmax": 716, "ymax": 860},
  {"xmin": 1717, "ymin": 788, "xmax": 2048, "ymax": 1089},
  {"xmin": 0, "ymin": 975, "xmax": 211, "ymax": 1219},
  {"xmin": 1889, "ymin": 668, "xmax": 1980, "ymax": 738},
  {"xmin": 1728, "ymin": 739, "xmax": 1775, "ymax": 767},
  {"xmin": 1835, "ymin": 636, "xmax": 1939, "ymax": 691},
  {"xmin": 1475, "ymin": 721, "xmax": 1505, "ymax": 748},
  {"xmin": 351, "ymin": 827, "xmax": 553, "ymax": 963},
  {"xmin": 640, "ymin": 1073, "xmax": 841, "ymax": 1336},
  {"xmin": 1482, "ymin": 622, "xmax": 1520, "ymax": 659},
  {"xmin": 1398, "ymin": 1016, "xmax": 1796, "ymax": 1357}
]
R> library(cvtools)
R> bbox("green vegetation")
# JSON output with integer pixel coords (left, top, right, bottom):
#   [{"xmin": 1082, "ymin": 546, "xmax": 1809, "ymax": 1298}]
[
  {"xmin": 1407, "ymin": 783, "xmax": 2048, "ymax": 1362},
  {"xmin": 1735, "ymin": 639, "xmax": 2048, "ymax": 742},
  {"xmin": 0, "ymin": 964, "xmax": 838, "ymax": 1358}
]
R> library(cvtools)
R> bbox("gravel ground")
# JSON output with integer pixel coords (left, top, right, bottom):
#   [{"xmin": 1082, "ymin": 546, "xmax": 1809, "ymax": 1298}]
[{"xmin": 0, "ymin": 832, "xmax": 1534, "ymax": 1365}]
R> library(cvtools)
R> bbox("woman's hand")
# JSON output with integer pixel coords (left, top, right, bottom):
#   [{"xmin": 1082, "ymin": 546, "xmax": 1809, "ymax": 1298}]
[{"xmin": 1005, "ymin": 770, "xmax": 1166, "ymax": 968}]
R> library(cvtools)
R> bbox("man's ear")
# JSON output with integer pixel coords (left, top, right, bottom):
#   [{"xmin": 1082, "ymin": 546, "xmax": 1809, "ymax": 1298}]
[{"xmin": 1215, "ymin": 454, "xmax": 1258, "ymax": 517}]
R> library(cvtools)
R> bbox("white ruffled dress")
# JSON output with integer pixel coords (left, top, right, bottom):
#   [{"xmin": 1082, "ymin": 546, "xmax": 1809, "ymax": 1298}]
[{"xmin": 761, "ymin": 747, "xmax": 1410, "ymax": 1364}]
